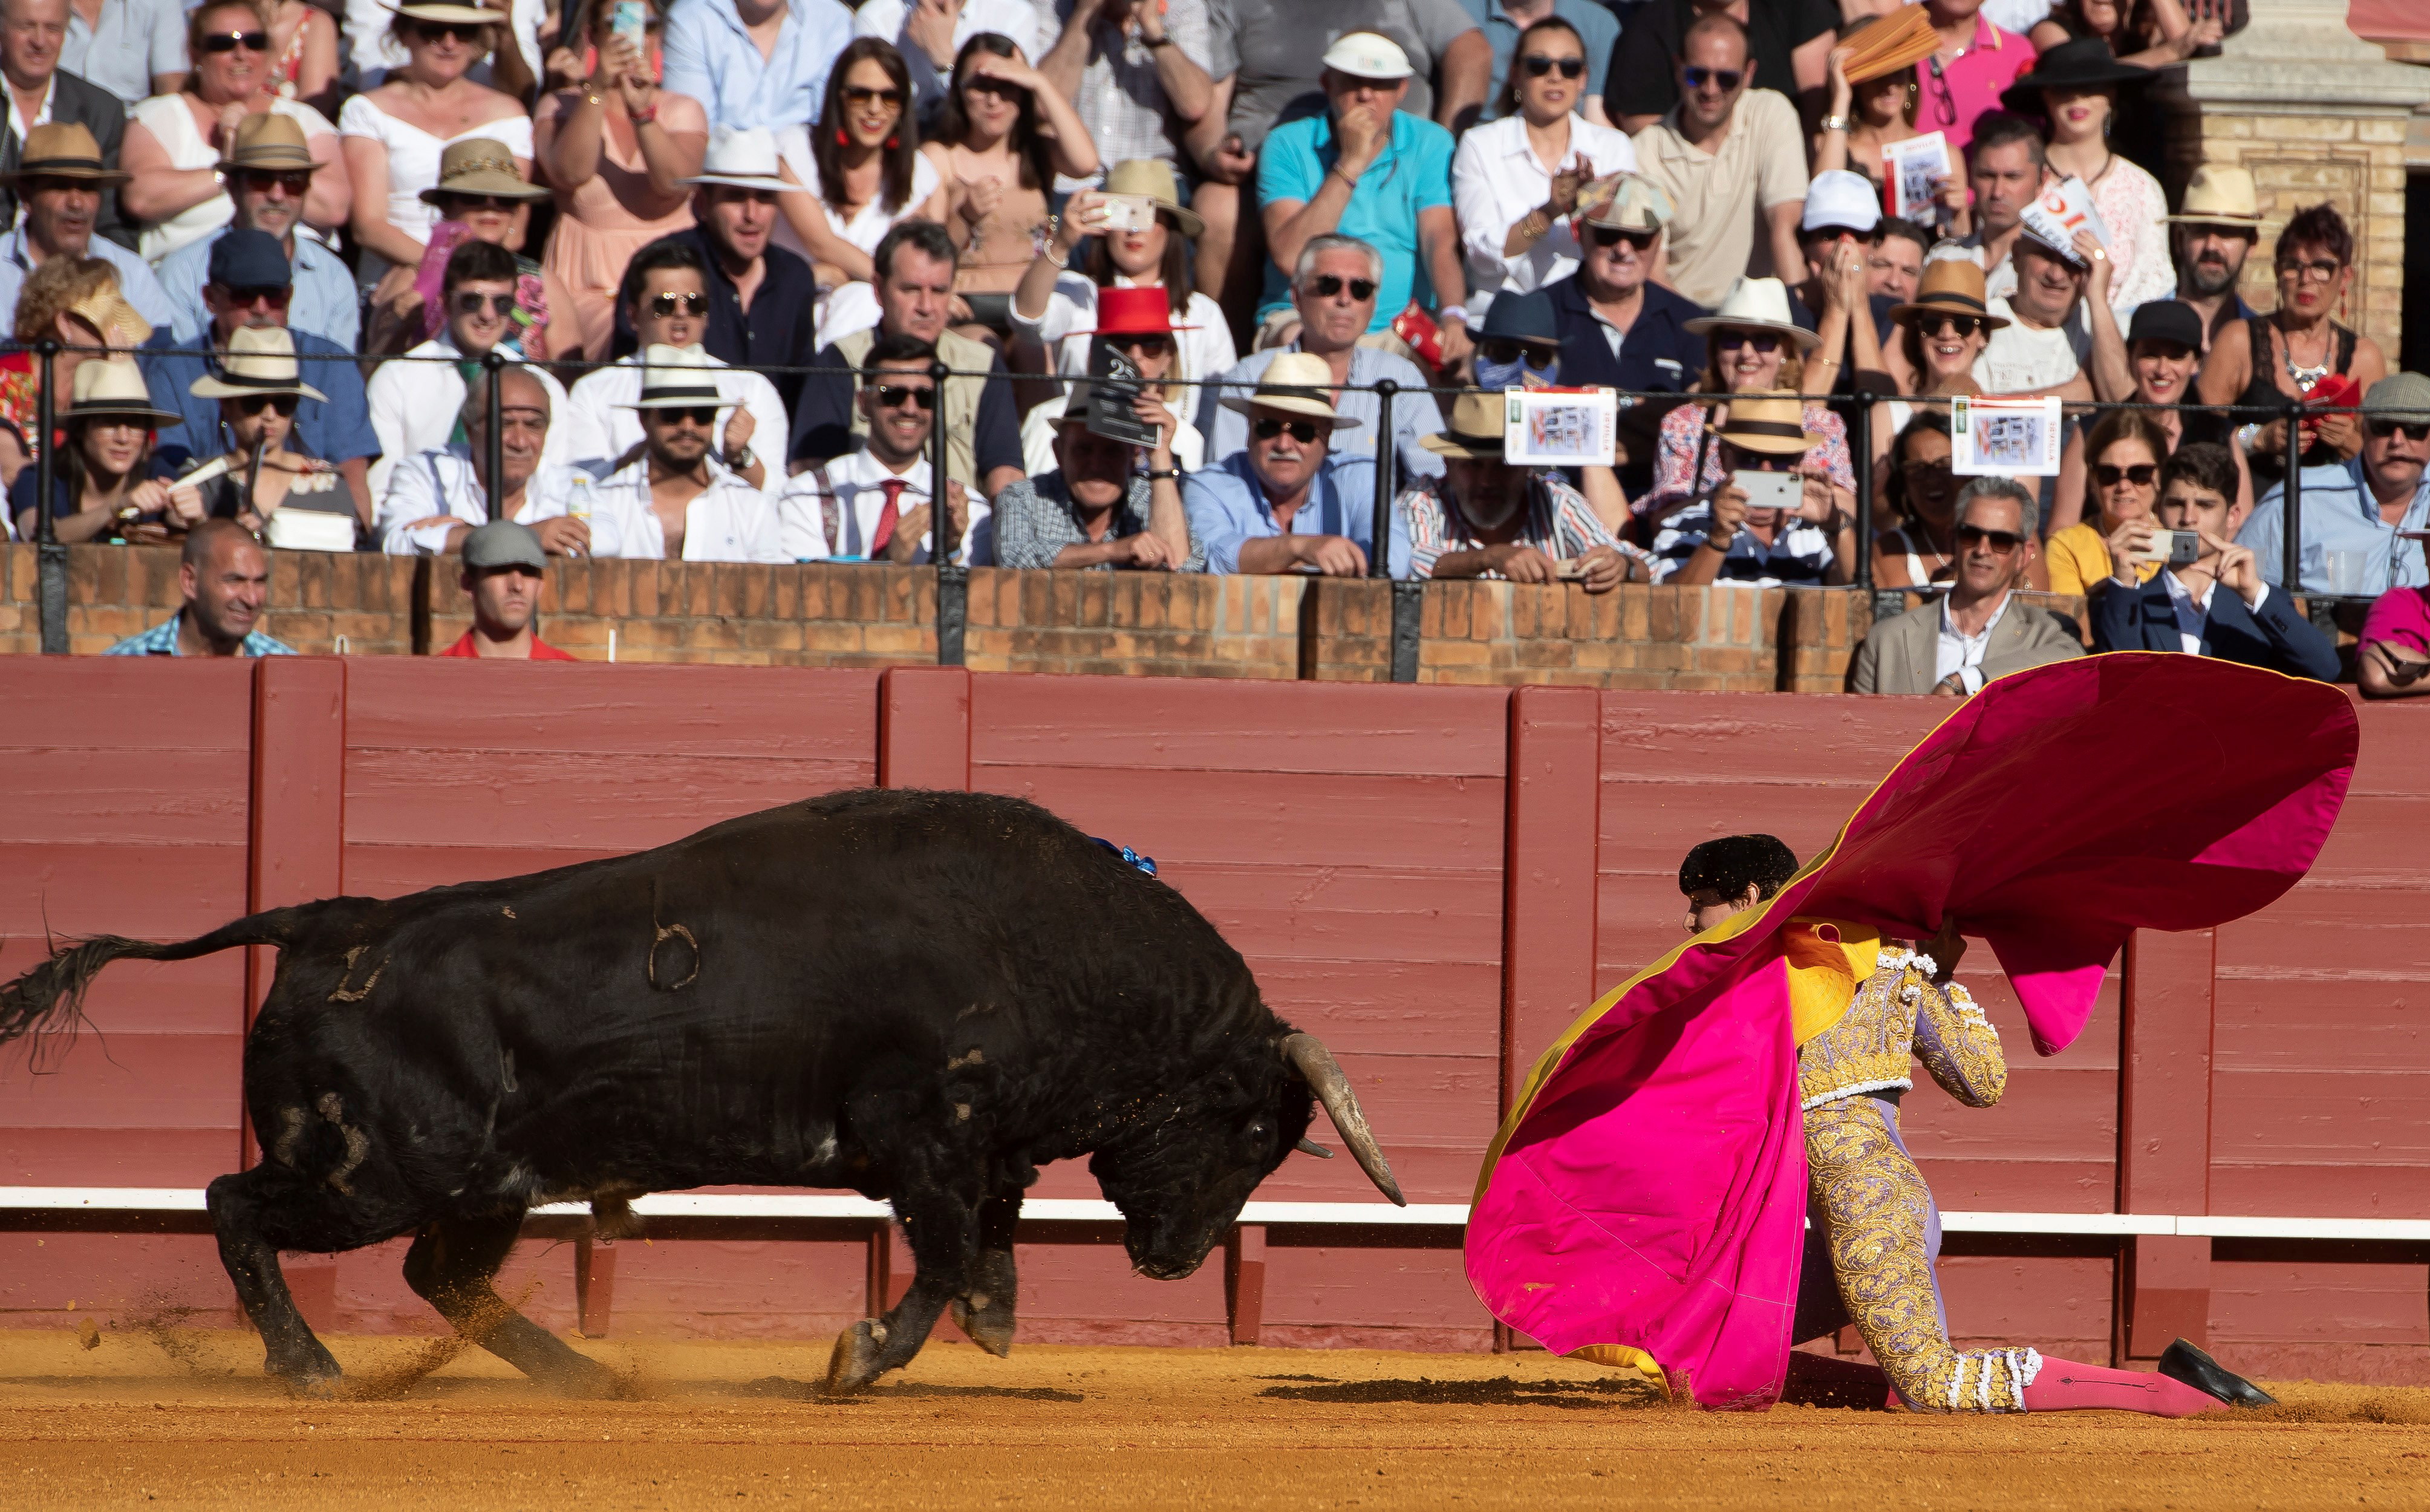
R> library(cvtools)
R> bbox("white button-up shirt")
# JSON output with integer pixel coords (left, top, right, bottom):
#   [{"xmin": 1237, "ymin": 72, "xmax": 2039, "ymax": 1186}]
[
  {"xmin": 594, "ymin": 455, "xmax": 790, "ymax": 562},
  {"xmin": 365, "ymin": 335, "xmax": 573, "ymax": 498},
  {"xmin": 1450, "ymin": 112, "xmax": 1638, "ymax": 321},
  {"xmin": 2155, "ymin": 565, "xmax": 2269, "ymax": 656},
  {"xmin": 374, "ymin": 449, "xmax": 611, "ymax": 555},
  {"xmin": 772, "ymin": 447, "xmax": 992, "ymax": 563},
  {"xmin": 1934, "ymin": 590, "xmax": 2010, "ymax": 693},
  {"xmin": 556, "ymin": 353, "xmax": 791, "ymax": 480}
]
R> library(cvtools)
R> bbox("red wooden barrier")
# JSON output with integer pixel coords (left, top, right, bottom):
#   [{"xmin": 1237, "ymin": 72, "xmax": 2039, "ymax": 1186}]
[{"xmin": 0, "ymin": 660, "xmax": 2425, "ymax": 1380}]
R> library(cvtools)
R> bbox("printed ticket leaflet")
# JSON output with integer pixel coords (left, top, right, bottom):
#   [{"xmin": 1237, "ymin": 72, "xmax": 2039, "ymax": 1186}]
[
  {"xmin": 2018, "ymin": 176, "xmax": 2112, "ymax": 267},
  {"xmin": 1949, "ymin": 395, "xmax": 2062, "ymax": 477},
  {"xmin": 1503, "ymin": 387, "xmax": 1617, "ymax": 467},
  {"xmin": 1884, "ymin": 132, "xmax": 1952, "ymax": 226}
]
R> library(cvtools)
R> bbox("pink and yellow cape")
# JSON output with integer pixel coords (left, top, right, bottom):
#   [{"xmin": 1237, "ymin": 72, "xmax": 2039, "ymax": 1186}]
[{"xmin": 1462, "ymin": 654, "xmax": 2359, "ymax": 1408}]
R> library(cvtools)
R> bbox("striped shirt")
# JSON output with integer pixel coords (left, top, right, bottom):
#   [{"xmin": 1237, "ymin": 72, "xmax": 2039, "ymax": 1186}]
[
  {"xmin": 1395, "ymin": 472, "xmax": 1630, "ymax": 581},
  {"xmin": 1652, "ymin": 501, "xmax": 1836, "ymax": 586}
]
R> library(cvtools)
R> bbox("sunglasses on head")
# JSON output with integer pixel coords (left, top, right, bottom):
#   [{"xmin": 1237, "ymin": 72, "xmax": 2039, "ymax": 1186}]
[
  {"xmin": 653, "ymin": 406, "xmax": 722, "ymax": 426},
  {"xmin": 453, "ymin": 291, "xmax": 515, "ymax": 316},
  {"xmin": 413, "ymin": 19, "xmax": 485, "ymax": 42},
  {"xmin": 2094, "ymin": 463, "xmax": 2157, "ymax": 487},
  {"xmin": 2371, "ymin": 420, "xmax": 2430, "ymax": 443},
  {"xmin": 1519, "ymin": 53, "xmax": 1585, "ymax": 79},
  {"xmin": 241, "ymin": 169, "xmax": 313, "ymax": 195},
  {"xmin": 1915, "ymin": 312, "xmax": 1986, "ymax": 339},
  {"xmin": 1309, "ymin": 274, "xmax": 1376, "ymax": 302},
  {"xmin": 1956, "ymin": 523, "xmax": 2023, "ymax": 552},
  {"xmin": 199, "ymin": 29, "xmax": 269, "ymax": 52},
  {"xmin": 1681, "ymin": 65, "xmax": 1741, "ymax": 90},
  {"xmin": 648, "ymin": 290, "xmax": 709, "ymax": 318},
  {"xmin": 1588, "ymin": 224, "xmax": 1656, "ymax": 249},
  {"xmin": 236, "ymin": 393, "xmax": 298, "ymax": 417},
  {"xmin": 842, "ymin": 85, "xmax": 905, "ymax": 106},
  {"xmin": 871, "ymin": 383, "xmax": 937, "ymax": 410},
  {"xmin": 1716, "ymin": 330, "xmax": 1780, "ymax": 354},
  {"xmin": 1252, "ymin": 416, "xmax": 1321, "ymax": 443}
]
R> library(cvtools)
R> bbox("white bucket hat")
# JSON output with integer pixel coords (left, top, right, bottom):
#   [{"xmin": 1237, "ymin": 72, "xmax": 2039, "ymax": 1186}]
[
  {"xmin": 1683, "ymin": 276, "xmax": 1822, "ymax": 354},
  {"xmin": 1320, "ymin": 30, "xmax": 1412, "ymax": 81},
  {"xmin": 680, "ymin": 127, "xmax": 810, "ymax": 194},
  {"xmin": 617, "ymin": 344, "xmax": 740, "ymax": 411},
  {"xmin": 1218, "ymin": 351, "xmax": 1363, "ymax": 431}
]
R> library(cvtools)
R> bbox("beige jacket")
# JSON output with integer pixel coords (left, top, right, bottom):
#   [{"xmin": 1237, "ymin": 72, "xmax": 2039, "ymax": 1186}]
[
  {"xmin": 1848, "ymin": 593, "xmax": 2085, "ymax": 696},
  {"xmin": 832, "ymin": 326, "xmax": 994, "ymax": 493}
]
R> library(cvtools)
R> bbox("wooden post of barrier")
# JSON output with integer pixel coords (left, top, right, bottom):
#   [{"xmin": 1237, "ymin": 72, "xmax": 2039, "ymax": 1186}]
[
  {"xmin": 2116, "ymin": 926, "xmax": 2217, "ymax": 1363},
  {"xmin": 878, "ymin": 665, "xmax": 971, "ymax": 791},
  {"xmin": 1225, "ymin": 1224, "xmax": 1267, "ymax": 1344}
]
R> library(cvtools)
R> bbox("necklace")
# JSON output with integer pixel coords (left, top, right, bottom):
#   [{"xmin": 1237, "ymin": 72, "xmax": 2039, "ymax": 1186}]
[{"xmin": 2281, "ymin": 323, "xmax": 2332, "ymax": 392}]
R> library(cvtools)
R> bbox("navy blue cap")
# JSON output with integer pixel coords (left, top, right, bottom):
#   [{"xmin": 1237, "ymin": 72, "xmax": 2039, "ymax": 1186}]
[
  {"xmin": 1479, "ymin": 289, "xmax": 1560, "ymax": 350},
  {"xmin": 207, "ymin": 227, "xmax": 293, "ymax": 290}
]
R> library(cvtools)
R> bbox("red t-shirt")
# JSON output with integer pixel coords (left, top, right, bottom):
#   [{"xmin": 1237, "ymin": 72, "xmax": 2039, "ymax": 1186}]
[{"xmin": 439, "ymin": 630, "xmax": 579, "ymax": 660}]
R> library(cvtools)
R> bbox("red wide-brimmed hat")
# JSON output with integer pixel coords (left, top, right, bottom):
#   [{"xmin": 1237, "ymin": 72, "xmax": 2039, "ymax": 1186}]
[{"xmin": 1069, "ymin": 284, "xmax": 1196, "ymax": 337}]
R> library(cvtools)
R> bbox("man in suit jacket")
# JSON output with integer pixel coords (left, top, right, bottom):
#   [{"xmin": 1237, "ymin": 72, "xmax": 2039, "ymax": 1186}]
[
  {"xmin": 0, "ymin": 0, "xmax": 132, "ymax": 250},
  {"xmin": 2091, "ymin": 442, "xmax": 2342, "ymax": 680},
  {"xmin": 1851, "ymin": 475, "xmax": 2085, "ymax": 694}
]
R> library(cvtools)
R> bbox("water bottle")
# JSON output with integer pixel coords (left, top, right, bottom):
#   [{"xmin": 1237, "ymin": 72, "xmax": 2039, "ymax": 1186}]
[{"xmin": 567, "ymin": 474, "xmax": 593, "ymax": 522}]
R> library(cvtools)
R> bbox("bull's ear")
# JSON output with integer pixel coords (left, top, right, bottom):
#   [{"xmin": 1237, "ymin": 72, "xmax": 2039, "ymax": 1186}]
[
  {"xmin": 1280, "ymin": 1034, "xmax": 1404, "ymax": 1205},
  {"xmin": 1295, "ymin": 1138, "xmax": 1334, "ymax": 1159}
]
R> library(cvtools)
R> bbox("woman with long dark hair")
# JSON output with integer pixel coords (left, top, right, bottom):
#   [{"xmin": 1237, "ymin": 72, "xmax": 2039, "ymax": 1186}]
[
  {"xmin": 1869, "ymin": 410, "xmax": 1958, "ymax": 588},
  {"xmin": 920, "ymin": 33, "xmax": 1099, "ymax": 324},
  {"xmin": 789, "ymin": 37, "xmax": 949, "ymax": 344},
  {"xmin": 6, "ymin": 360, "xmax": 179, "ymax": 545},
  {"xmin": 1009, "ymin": 157, "xmax": 1231, "ymax": 386}
]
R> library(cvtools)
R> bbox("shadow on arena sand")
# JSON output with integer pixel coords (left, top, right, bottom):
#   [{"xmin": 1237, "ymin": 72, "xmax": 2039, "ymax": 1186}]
[{"xmin": 2, "ymin": 1327, "xmax": 2427, "ymax": 1508}]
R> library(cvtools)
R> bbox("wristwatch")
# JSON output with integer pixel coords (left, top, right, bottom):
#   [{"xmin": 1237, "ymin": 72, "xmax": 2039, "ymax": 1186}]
[
  {"xmin": 1145, "ymin": 468, "xmax": 1182, "ymax": 480},
  {"xmin": 726, "ymin": 444, "xmax": 756, "ymax": 472},
  {"xmin": 1143, "ymin": 31, "xmax": 1174, "ymax": 46},
  {"xmin": 1819, "ymin": 113, "xmax": 1852, "ymax": 132}
]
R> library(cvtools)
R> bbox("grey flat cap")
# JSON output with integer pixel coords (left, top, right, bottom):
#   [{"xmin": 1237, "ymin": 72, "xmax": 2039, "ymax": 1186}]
[
  {"xmin": 463, "ymin": 519, "xmax": 547, "ymax": 572},
  {"xmin": 2362, "ymin": 372, "xmax": 2430, "ymax": 424}
]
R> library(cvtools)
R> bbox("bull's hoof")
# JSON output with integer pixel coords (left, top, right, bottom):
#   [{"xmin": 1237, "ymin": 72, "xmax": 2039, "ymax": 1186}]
[
  {"xmin": 950, "ymin": 1293, "xmax": 1015, "ymax": 1358},
  {"xmin": 824, "ymin": 1318, "xmax": 891, "ymax": 1395},
  {"xmin": 266, "ymin": 1338, "xmax": 344, "ymax": 1396},
  {"xmin": 539, "ymin": 1354, "xmax": 630, "ymax": 1401}
]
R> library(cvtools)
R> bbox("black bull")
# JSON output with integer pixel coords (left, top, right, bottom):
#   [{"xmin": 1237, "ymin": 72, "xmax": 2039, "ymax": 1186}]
[{"xmin": 0, "ymin": 788, "xmax": 1403, "ymax": 1395}]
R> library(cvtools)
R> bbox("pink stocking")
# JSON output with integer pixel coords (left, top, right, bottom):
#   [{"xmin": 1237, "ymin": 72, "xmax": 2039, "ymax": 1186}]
[{"xmin": 2022, "ymin": 1358, "xmax": 2223, "ymax": 1417}]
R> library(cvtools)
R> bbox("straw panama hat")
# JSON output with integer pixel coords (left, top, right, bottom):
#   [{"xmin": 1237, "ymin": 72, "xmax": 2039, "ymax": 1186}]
[
  {"xmin": 221, "ymin": 113, "xmax": 322, "ymax": 173},
  {"xmin": 1686, "ymin": 276, "xmax": 1822, "ymax": 353},
  {"xmin": 617, "ymin": 344, "xmax": 740, "ymax": 410},
  {"xmin": 2165, "ymin": 164, "xmax": 2265, "ymax": 226},
  {"xmin": 1, "ymin": 122, "xmax": 128, "ymax": 184},
  {"xmin": 1418, "ymin": 390, "xmax": 1508, "ymax": 461},
  {"xmin": 1219, "ymin": 351, "xmax": 1363, "ymax": 431},
  {"xmin": 680, "ymin": 128, "xmax": 810, "ymax": 194},
  {"xmin": 386, "ymin": 2, "xmax": 505, "ymax": 24},
  {"xmin": 420, "ymin": 138, "xmax": 549, "ymax": 205},
  {"xmin": 189, "ymin": 327, "xmax": 328, "ymax": 402},
  {"xmin": 1889, "ymin": 259, "xmax": 2011, "ymax": 330},
  {"xmin": 67, "ymin": 357, "xmax": 181, "ymax": 428},
  {"xmin": 67, "ymin": 286, "xmax": 151, "ymax": 349},
  {"xmin": 1100, "ymin": 158, "xmax": 1204, "ymax": 238},
  {"xmin": 1708, "ymin": 390, "xmax": 1823, "ymax": 456}
]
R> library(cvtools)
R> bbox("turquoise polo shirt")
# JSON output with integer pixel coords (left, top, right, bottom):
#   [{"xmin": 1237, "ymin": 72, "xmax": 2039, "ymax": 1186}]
[{"xmin": 1254, "ymin": 109, "xmax": 1457, "ymax": 331}]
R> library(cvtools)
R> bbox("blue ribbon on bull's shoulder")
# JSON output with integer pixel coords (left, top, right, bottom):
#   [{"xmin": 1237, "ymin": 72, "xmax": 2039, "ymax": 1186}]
[{"xmin": 1092, "ymin": 839, "xmax": 1158, "ymax": 878}]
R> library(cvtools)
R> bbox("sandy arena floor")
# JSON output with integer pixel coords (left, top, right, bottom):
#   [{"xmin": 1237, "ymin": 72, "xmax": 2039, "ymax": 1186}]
[{"xmin": 4, "ymin": 1327, "xmax": 2428, "ymax": 1509}]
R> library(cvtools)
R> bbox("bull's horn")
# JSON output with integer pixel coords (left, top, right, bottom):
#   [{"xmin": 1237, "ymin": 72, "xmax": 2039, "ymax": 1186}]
[
  {"xmin": 1280, "ymin": 1034, "xmax": 1405, "ymax": 1206},
  {"xmin": 1296, "ymin": 1138, "xmax": 1334, "ymax": 1158}
]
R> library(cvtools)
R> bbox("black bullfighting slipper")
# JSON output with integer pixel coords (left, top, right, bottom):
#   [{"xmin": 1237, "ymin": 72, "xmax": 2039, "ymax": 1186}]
[{"xmin": 2157, "ymin": 1338, "xmax": 2276, "ymax": 1407}]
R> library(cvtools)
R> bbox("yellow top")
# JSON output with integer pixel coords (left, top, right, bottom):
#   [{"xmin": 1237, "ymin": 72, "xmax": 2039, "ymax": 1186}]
[{"xmin": 2045, "ymin": 521, "xmax": 2161, "ymax": 599}]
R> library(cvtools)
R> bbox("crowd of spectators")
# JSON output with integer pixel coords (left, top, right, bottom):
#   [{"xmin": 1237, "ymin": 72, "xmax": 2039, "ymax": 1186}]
[{"xmin": 0, "ymin": 0, "xmax": 2406, "ymax": 686}]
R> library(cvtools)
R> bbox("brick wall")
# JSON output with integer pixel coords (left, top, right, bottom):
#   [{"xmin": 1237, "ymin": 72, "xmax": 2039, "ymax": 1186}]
[{"xmin": 0, "ymin": 544, "xmax": 2187, "ymax": 691}]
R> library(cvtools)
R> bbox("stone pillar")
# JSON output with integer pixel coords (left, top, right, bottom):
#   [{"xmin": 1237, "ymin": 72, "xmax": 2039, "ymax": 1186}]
[{"xmin": 2160, "ymin": 0, "xmax": 2430, "ymax": 353}]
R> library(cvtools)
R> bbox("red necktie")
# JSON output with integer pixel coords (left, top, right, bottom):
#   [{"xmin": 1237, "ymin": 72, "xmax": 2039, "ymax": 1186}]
[{"xmin": 869, "ymin": 477, "xmax": 906, "ymax": 557}]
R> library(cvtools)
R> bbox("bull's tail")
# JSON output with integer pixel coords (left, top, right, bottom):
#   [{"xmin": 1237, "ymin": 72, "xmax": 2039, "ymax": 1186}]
[{"xmin": 0, "ymin": 908, "xmax": 311, "ymax": 1054}]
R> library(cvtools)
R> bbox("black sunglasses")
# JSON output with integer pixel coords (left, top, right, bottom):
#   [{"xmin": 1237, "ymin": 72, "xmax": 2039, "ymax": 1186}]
[
  {"xmin": 1716, "ymin": 330, "xmax": 1780, "ymax": 354},
  {"xmin": 871, "ymin": 384, "xmax": 937, "ymax": 411},
  {"xmin": 1476, "ymin": 337, "xmax": 1556, "ymax": 368},
  {"xmin": 1519, "ymin": 53, "xmax": 1585, "ymax": 79},
  {"xmin": 241, "ymin": 169, "xmax": 313, "ymax": 195},
  {"xmin": 1587, "ymin": 224, "xmax": 1656, "ymax": 249},
  {"xmin": 1680, "ymin": 65, "xmax": 1741, "ymax": 90},
  {"xmin": 221, "ymin": 284, "xmax": 290, "ymax": 307},
  {"xmin": 1915, "ymin": 312, "xmax": 1986, "ymax": 339},
  {"xmin": 1252, "ymin": 416, "xmax": 1321, "ymax": 443},
  {"xmin": 2368, "ymin": 420, "xmax": 2430, "ymax": 443},
  {"xmin": 1112, "ymin": 333, "xmax": 1175, "ymax": 354},
  {"xmin": 1956, "ymin": 524, "xmax": 2023, "ymax": 552},
  {"xmin": 453, "ymin": 291, "xmax": 515, "ymax": 316},
  {"xmin": 2094, "ymin": 463, "xmax": 2157, "ymax": 487},
  {"xmin": 199, "ymin": 28, "xmax": 269, "ymax": 52},
  {"xmin": 413, "ymin": 19, "xmax": 486, "ymax": 42},
  {"xmin": 438, "ymin": 193, "xmax": 518, "ymax": 213},
  {"xmin": 842, "ymin": 85, "xmax": 905, "ymax": 106},
  {"xmin": 235, "ymin": 393, "xmax": 298, "ymax": 417},
  {"xmin": 1309, "ymin": 275, "xmax": 1377, "ymax": 302},
  {"xmin": 653, "ymin": 406, "xmax": 722, "ymax": 425},
  {"xmin": 648, "ymin": 291, "xmax": 709, "ymax": 318}
]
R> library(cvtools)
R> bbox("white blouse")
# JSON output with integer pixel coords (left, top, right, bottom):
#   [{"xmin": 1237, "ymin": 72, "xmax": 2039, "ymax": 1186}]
[
  {"xmin": 1450, "ymin": 112, "xmax": 1638, "ymax": 322},
  {"xmin": 339, "ymin": 93, "xmax": 534, "ymax": 249}
]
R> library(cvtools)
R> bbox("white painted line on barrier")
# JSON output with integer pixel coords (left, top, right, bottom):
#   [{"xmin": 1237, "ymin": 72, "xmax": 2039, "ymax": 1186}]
[{"xmin": 4, "ymin": 1188, "xmax": 2426, "ymax": 1243}]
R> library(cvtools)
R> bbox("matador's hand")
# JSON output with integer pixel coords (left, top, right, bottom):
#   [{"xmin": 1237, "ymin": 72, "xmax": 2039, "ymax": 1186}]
[{"xmin": 1920, "ymin": 916, "xmax": 1966, "ymax": 983}]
